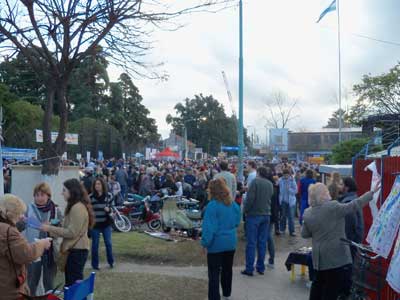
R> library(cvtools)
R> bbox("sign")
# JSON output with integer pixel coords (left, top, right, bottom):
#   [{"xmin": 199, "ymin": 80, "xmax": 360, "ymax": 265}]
[
  {"xmin": 195, "ymin": 148, "xmax": 203, "ymax": 153},
  {"xmin": 76, "ymin": 153, "xmax": 82, "ymax": 160},
  {"xmin": 145, "ymin": 148, "xmax": 151, "ymax": 160},
  {"xmin": 35, "ymin": 129, "xmax": 79, "ymax": 145},
  {"xmin": 269, "ymin": 128, "xmax": 288, "ymax": 152},
  {"xmin": 221, "ymin": 146, "xmax": 239, "ymax": 152},
  {"xmin": 2, "ymin": 147, "xmax": 37, "ymax": 161},
  {"xmin": 62, "ymin": 152, "xmax": 67, "ymax": 160},
  {"xmin": 98, "ymin": 151, "xmax": 104, "ymax": 161},
  {"xmin": 86, "ymin": 151, "xmax": 91, "ymax": 162},
  {"xmin": 122, "ymin": 153, "xmax": 126, "ymax": 160}
]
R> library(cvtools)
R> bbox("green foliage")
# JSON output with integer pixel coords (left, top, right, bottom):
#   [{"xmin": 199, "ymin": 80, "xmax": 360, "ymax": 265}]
[
  {"xmin": 166, "ymin": 94, "xmax": 250, "ymax": 155},
  {"xmin": 350, "ymin": 63, "xmax": 400, "ymax": 124},
  {"xmin": 0, "ymin": 52, "xmax": 159, "ymax": 155},
  {"xmin": 331, "ymin": 138, "xmax": 383, "ymax": 164},
  {"xmin": 323, "ymin": 109, "xmax": 352, "ymax": 128}
]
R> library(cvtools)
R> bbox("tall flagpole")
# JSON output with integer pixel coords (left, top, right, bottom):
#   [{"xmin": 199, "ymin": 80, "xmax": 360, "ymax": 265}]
[
  {"xmin": 238, "ymin": 0, "xmax": 244, "ymax": 182},
  {"xmin": 337, "ymin": 0, "xmax": 343, "ymax": 143}
]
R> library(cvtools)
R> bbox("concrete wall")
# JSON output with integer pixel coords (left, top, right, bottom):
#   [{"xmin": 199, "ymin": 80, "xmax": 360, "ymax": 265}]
[{"xmin": 11, "ymin": 165, "xmax": 80, "ymax": 211}]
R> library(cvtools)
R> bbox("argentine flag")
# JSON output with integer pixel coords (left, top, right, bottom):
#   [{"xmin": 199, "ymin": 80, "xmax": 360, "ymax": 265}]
[{"xmin": 316, "ymin": 0, "xmax": 337, "ymax": 23}]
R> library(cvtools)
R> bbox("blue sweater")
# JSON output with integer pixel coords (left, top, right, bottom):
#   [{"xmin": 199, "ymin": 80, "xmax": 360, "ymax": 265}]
[{"xmin": 201, "ymin": 200, "xmax": 241, "ymax": 253}]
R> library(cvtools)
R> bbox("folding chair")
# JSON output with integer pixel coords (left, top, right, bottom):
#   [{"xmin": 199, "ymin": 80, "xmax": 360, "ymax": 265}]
[{"xmin": 64, "ymin": 272, "xmax": 96, "ymax": 300}]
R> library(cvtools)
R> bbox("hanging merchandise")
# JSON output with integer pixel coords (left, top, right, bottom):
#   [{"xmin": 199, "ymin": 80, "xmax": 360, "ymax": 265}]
[
  {"xmin": 367, "ymin": 175, "xmax": 400, "ymax": 258},
  {"xmin": 365, "ymin": 161, "xmax": 381, "ymax": 220},
  {"xmin": 387, "ymin": 233, "xmax": 400, "ymax": 293}
]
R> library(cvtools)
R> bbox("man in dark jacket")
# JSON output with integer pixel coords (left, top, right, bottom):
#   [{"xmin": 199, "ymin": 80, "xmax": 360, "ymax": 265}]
[
  {"xmin": 339, "ymin": 177, "xmax": 364, "ymax": 252},
  {"xmin": 242, "ymin": 166, "xmax": 274, "ymax": 276}
]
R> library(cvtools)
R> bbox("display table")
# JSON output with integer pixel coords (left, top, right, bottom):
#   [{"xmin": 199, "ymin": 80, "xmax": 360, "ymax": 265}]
[{"xmin": 285, "ymin": 247, "xmax": 314, "ymax": 282}]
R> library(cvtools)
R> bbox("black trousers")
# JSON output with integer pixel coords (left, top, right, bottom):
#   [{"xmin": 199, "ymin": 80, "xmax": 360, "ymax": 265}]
[
  {"xmin": 309, "ymin": 264, "xmax": 352, "ymax": 300},
  {"xmin": 65, "ymin": 249, "xmax": 89, "ymax": 287},
  {"xmin": 207, "ymin": 250, "xmax": 235, "ymax": 300}
]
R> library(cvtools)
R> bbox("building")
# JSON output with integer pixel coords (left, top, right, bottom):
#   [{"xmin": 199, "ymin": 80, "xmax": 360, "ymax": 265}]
[
  {"xmin": 163, "ymin": 132, "xmax": 196, "ymax": 159},
  {"xmin": 288, "ymin": 128, "xmax": 365, "ymax": 152}
]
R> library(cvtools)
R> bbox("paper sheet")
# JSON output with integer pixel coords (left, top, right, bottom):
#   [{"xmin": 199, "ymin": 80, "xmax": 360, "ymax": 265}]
[
  {"xmin": 366, "ymin": 176, "xmax": 400, "ymax": 258},
  {"xmin": 365, "ymin": 161, "xmax": 381, "ymax": 219},
  {"xmin": 387, "ymin": 233, "xmax": 400, "ymax": 293}
]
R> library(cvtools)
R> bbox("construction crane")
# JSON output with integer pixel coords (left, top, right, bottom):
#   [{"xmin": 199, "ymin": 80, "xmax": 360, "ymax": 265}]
[{"xmin": 221, "ymin": 71, "xmax": 237, "ymax": 117}]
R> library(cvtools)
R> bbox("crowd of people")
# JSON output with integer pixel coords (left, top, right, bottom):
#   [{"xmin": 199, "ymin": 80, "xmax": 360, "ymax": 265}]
[{"xmin": 0, "ymin": 155, "xmax": 377, "ymax": 300}]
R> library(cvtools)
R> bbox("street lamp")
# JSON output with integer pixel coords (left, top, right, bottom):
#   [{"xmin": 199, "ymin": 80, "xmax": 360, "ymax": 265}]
[{"xmin": 238, "ymin": 0, "xmax": 245, "ymax": 182}]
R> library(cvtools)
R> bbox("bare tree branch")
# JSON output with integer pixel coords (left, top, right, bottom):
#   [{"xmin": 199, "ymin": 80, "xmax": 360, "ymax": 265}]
[{"xmin": 264, "ymin": 91, "xmax": 299, "ymax": 129}]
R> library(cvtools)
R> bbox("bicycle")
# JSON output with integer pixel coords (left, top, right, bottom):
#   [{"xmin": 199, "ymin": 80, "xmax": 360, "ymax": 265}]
[{"xmin": 339, "ymin": 238, "xmax": 386, "ymax": 300}]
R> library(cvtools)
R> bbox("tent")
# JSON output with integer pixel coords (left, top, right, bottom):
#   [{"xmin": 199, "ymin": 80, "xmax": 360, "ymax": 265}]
[{"xmin": 156, "ymin": 148, "xmax": 180, "ymax": 160}]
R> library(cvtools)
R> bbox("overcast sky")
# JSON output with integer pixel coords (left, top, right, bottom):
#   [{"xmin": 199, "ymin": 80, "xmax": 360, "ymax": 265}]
[{"xmin": 109, "ymin": 0, "xmax": 400, "ymax": 142}]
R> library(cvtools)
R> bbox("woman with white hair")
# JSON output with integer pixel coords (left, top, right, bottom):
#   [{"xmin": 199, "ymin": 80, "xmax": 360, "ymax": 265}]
[
  {"xmin": 301, "ymin": 182, "xmax": 379, "ymax": 300},
  {"xmin": 0, "ymin": 194, "xmax": 51, "ymax": 299}
]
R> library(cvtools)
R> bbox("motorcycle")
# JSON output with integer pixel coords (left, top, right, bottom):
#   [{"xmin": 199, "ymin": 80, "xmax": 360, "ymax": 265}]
[
  {"xmin": 118, "ymin": 196, "xmax": 162, "ymax": 231},
  {"xmin": 111, "ymin": 204, "xmax": 132, "ymax": 233}
]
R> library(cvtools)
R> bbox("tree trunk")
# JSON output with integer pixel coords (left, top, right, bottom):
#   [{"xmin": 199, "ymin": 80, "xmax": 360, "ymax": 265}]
[{"xmin": 42, "ymin": 79, "xmax": 68, "ymax": 175}]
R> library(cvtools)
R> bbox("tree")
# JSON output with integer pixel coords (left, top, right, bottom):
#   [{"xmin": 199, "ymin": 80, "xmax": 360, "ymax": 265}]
[
  {"xmin": 323, "ymin": 109, "xmax": 352, "ymax": 128},
  {"xmin": 0, "ymin": 0, "xmax": 231, "ymax": 174},
  {"xmin": 264, "ymin": 91, "xmax": 298, "ymax": 128},
  {"xmin": 350, "ymin": 63, "xmax": 400, "ymax": 124},
  {"xmin": 107, "ymin": 73, "xmax": 160, "ymax": 152},
  {"xmin": 331, "ymin": 138, "xmax": 382, "ymax": 164},
  {"xmin": 166, "ymin": 94, "xmax": 249, "ymax": 155}
]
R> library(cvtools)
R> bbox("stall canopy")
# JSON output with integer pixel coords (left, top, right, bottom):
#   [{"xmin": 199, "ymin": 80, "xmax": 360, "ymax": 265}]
[
  {"xmin": 319, "ymin": 164, "xmax": 353, "ymax": 177},
  {"xmin": 156, "ymin": 148, "xmax": 179, "ymax": 160}
]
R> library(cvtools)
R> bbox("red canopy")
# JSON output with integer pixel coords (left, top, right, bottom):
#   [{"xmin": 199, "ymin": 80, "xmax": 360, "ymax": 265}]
[{"xmin": 156, "ymin": 147, "xmax": 179, "ymax": 158}]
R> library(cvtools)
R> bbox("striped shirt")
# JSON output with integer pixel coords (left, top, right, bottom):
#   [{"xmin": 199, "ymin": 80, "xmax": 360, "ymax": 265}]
[{"xmin": 90, "ymin": 192, "xmax": 113, "ymax": 229}]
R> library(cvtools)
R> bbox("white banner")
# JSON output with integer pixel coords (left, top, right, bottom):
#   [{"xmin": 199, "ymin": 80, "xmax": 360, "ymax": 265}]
[
  {"xmin": 86, "ymin": 151, "xmax": 91, "ymax": 162},
  {"xmin": 35, "ymin": 129, "xmax": 79, "ymax": 145}
]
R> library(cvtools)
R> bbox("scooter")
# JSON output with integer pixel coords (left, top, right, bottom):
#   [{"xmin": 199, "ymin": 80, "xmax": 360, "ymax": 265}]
[{"xmin": 161, "ymin": 195, "xmax": 202, "ymax": 238}]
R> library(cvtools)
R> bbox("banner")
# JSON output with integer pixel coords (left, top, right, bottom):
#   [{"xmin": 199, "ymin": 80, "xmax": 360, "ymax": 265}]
[
  {"xmin": 86, "ymin": 151, "xmax": 91, "ymax": 162},
  {"xmin": 98, "ymin": 151, "xmax": 104, "ymax": 161},
  {"xmin": 35, "ymin": 129, "xmax": 78, "ymax": 145},
  {"xmin": 365, "ymin": 161, "xmax": 381, "ymax": 220},
  {"xmin": 387, "ymin": 234, "xmax": 400, "ymax": 293},
  {"xmin": 1, "ymin": 147, "xmax": 37, "ymax": 161},
  {"xmin": 367, "ymin": 175, "xmax": 400, "ymax": 258},
  {"xmin": 76, "ymin": 153, "xmax": 82, "ymax": 160}
]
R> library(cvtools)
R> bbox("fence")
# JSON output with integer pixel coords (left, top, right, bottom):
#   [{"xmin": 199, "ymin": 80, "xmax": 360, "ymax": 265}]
[{"xmin": 354, "ymin": 156, "xmax": 400, "ymax": 300}]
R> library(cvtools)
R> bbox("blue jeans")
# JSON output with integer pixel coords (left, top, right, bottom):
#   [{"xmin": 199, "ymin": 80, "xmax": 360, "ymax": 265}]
[
  {"xmin": 280, "ymin": 202, "xmax": 295, "ymax": 234},
  {"xmin": 267, "ymin": 224, "xmax": 275, "ymax": 265},
  {"xmin": 91, "ymin": 226, "xmax": 114, "ymax": 268},
  {"xmin": 120, "ymin": 185, "xmax": 127, "ymax": 198},
  {"xmin": 245, "ymin": 215, "xmax": 270, "ymax": 273}
]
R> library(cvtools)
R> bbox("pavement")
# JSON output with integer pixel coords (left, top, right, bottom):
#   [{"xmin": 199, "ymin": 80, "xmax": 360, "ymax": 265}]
[{"xmin": 109, "ymin": 232, "xmax": 311, "ymax": 300}]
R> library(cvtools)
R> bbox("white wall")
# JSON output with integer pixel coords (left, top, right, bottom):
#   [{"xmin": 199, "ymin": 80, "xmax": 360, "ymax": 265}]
[{"xmin": 11, "ymin": 165, "xmax": 80, "ymax": 211}]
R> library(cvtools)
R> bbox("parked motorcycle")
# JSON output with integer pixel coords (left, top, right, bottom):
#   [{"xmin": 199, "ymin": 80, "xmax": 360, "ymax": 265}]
[
  {"xmin": 111, "ymin": 204, "xmax": 132, "ymax": 232},
  {"xmin": 118, "ymin": 196, "xmax": 162, "ymax": 231}
]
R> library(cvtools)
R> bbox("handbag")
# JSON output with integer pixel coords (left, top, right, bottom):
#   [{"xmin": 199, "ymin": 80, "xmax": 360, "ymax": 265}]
[{"xmin": 56, "ymin": 230, "xmax": 86, "ymax": 272}]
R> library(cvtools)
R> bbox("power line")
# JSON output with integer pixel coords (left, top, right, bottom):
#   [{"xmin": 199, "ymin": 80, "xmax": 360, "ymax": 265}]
[{"xmin": 321, "ymin": 25, "xmax": 400, "ymax": 48}]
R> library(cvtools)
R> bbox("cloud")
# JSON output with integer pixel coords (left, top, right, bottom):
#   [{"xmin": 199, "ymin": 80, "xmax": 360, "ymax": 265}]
[{"xmin": 108, "ymin": 0, "xmax": 400, "ymax": 141}]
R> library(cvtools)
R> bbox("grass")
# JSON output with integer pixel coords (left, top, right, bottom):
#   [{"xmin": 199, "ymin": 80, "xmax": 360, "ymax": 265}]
[
  {"xmin": 98, "ymin": 225, "xmax": 309, "ymax": 267},
  {"xmin": 56, "ymin": 271, "xmax": 207, "ymax": 300},
  {"xmin": 92, "ymin": 272, "xmax": 207, "ymax": 300}
]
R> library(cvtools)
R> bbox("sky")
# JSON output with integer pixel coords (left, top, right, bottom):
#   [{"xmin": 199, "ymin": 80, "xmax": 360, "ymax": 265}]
[{"xmin": 109, "ymin": 0, "xmax": 400, "ymax": 142}]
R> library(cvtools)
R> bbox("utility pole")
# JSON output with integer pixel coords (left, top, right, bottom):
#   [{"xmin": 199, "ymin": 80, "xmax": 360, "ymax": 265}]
[
  {"xmin": 0, "ymin": 107, "xmax": 4, "ymax": 196},
  {"xmin": 238, "ymin": 0, "xmax": 244, "ymax": 182}
]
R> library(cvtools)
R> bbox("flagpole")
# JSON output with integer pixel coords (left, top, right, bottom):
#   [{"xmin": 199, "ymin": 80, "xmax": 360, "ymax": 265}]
[{"xmin": 337, "ymin": 0, "xmax": 343, "ymax": 143}]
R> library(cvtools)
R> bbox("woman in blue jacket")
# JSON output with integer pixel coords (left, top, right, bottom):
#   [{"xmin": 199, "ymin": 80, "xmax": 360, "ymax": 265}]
[{"xmin": 201, "ymin": 178, "xmax": 241, "ymax": 300}]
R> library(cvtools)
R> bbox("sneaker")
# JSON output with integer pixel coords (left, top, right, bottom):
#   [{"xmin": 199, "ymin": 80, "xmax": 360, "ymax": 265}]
[
  {"xmin": 222, "ymin": 296, "xmax": 231, "ymax": 300},
  {"xmin": 256, "ymin": 270, "xmax": 264, "ymax": 275},
  {"xmin": 241, "ymin": 270, "xmax": 253, "ymax": 277},
  {"xmin": 109, "ymin": 264, "xmax": 114, "ymax": 269},
  {"xmin": 93, "ymin": 267, "xmax": 100, "ymax": 271},
  {"xmin": 267, "ymin": 263, "xmax": 275, "ymax": 269},
  {"xmin": 290, "ymin": 233, "xmax": 297, "ymax": 237}
]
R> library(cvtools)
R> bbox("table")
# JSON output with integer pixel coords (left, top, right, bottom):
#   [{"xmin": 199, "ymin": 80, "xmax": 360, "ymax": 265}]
[{"xmin": 285, "ymin": 247, "xmax": 314, "ymax": 282}]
